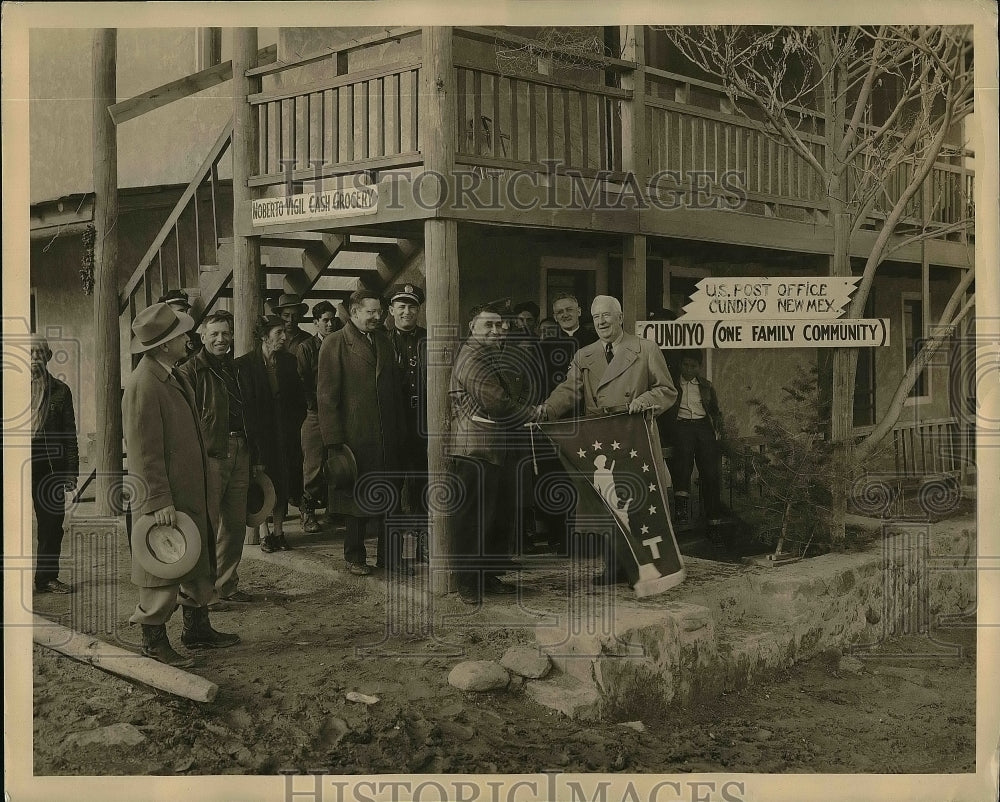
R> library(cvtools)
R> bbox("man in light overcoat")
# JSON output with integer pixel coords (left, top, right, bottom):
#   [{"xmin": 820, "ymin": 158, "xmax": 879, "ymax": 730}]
[{"xmin": 542, "ymin": 295, "xmax": 678, "ymax": 584}]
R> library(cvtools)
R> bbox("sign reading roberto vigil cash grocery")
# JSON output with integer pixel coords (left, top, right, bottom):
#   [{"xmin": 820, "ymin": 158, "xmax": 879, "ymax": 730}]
[
  {"xmin": 251, "ymin": 186, "xmax": 378, "ymax": 226},
  {"xmin": 636, "ymin": 319, "xmax": 890, "ymax": 349},
  {"xmin": 682, "ymin": 277, "xmax": 860, "ymax": 318}
]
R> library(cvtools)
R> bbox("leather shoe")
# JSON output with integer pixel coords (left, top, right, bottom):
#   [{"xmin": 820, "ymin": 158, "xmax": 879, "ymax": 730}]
[
  {"xmin": 456, "ymin": 586, "xmax": 481, "ymax": 605},
  {"xmin": 346, "ymin": 562, "xmax": 372, "ymax": 577},
  {"xmin": 35, "ymin": 579, "xmax": 73, "ymax": 594},
  {"xmin": 302, "ymin": 512, "xmax": 321, "ymax": 534},
  {"xmin": 484, "ymin": 575, "xmax": 516, "ymax": 595},
  {"xmin": 277, "ymin": 533, "xmax": 292, "ymax": 550},
  {"xmin": 260, "ymin": 536, "xmax": 279, "ymax": 553}
]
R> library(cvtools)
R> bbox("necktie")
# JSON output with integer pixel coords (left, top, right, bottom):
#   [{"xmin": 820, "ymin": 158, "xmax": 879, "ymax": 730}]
[{"xmin": 605, "ymin": 343, "xmax": 614, "ymax": 364}]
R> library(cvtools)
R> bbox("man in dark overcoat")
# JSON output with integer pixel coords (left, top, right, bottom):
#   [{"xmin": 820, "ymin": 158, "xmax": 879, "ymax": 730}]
[
  {"xmin": 317, "ymin": 290, "xmax": 406, "ymax": 576},
  {"xmin": 446, "ymin": 301, "xmax": 539, "ymax": 604},
  {"xmin": 30, "ymin": 335, "xmax": 79, "ymax": 594},
  {"xmin": 296, "ymin": 300, "xmax": 343, "ymax": 533},
  {"xmin": 384, "ymin": 283, "xmax": 429, "ymax": 551},
  {"xmin": 123, "ymin": 302, "xmax": 240, "ymax": 667}
]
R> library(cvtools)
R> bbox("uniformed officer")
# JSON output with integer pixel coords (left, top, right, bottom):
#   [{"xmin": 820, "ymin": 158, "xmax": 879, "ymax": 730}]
[{"xmin": 385, "ymin": 284, "xmax": 429, "ymax": 547}]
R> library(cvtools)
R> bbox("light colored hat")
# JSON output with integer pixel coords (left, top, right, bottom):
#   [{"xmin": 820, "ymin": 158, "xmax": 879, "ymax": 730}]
[
  {"xmin": 246, "ymin": 471, "xmax": 277, "ymax": 527},
  {"xmin": 326, "ymin": 445, "xmax": 358, "ymax": 492},
  {"xmin": 270, "ymin": 293, "xmax": 309, "ymax": 315},
  {"xmin": 131, "ymin": 511, "xmax": 202, "ymax": 580},
  {"xmin": 130, "ymin": 303, "xmax": 195, "ymax": 354}
]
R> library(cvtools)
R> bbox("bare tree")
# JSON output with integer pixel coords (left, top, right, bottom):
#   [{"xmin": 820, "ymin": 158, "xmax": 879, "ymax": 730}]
[{"xmin": 655, "ymin": 25, "xmax": 975, "ymax": 538}]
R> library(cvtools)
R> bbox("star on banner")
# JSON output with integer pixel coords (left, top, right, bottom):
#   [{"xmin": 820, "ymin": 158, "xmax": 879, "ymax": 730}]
[
  {"xmin": 648, "ymin": 505, "xmax": 657, "ymax": 515},
  {"xmin": 641, "ymin": 463, "xmax": 650, "ymax": 473},
  {"xmin": 611, "ymin": 441, "xmax": 621, "ymax": 450},
  {"xmin": 577, "ymin": 449, "xmax": 587, "ymax": 459},
  {"xmin": 629, "ymin": 449, "xmax": 638, "ymax": 458},
  {"xmin": 592, "ymin": 441, "xmax": 603, "ymax": 451}
]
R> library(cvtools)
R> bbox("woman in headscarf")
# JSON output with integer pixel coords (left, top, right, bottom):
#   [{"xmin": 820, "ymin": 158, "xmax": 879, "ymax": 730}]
[{"xmin": 236, "ymin": 315, "xmax": 306, "ymax": 552}]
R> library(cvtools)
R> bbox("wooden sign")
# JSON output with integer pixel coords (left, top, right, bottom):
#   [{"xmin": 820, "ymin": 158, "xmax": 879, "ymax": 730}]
[
  {"xmin": 682, "ymin": 277, "xmax": 860, "ymax": 319},
  {"xmin": 251, "ymin": 186, "xmax": 378, "ymax": 226},
  {"xmin": 636, "ymin": 319, "xmax": 889, "ymax": 349}
]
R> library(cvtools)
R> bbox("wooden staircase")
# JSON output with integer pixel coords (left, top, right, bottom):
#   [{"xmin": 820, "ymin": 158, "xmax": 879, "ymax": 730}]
[{"xmin": 75, "ymin": 120, "xmax": 422, "ymax": 502}]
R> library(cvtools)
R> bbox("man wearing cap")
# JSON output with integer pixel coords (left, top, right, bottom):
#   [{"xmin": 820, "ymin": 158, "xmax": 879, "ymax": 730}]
[
  {"xmin": 29, "ymin": 335, "xmax": 79, "ymax": 594},
  {"xmin": 317, "ymin": 290, "xmax": 407, "ymax": 576},
  {"xmin": 177, "ymin": 309, "xmax": 260, "ymax": 608},
  {"xmin": 296, "ymin": 301, "xmax": 344, "ymax": 533},
  {"xmin": 271, "ymin": 293, "xmax": 313, "ymax": 353},
  {"xmin": 385, "ymin": 283, "xmax": 429, "ymax": 539},
  {"xmin": 447, "ymin": 301, "xmax": 539, "ymax": 604},
  {"xmin": 124, "ymin": 302, "xmax": 240, "ymax": 667},
  {"xmin": 158, "ymin": 289, "xmax": 202, "ymax": 362}
]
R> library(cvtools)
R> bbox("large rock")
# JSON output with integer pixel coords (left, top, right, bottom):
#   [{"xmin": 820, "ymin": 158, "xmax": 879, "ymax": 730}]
[
  {"xmin": 500, "ymin": 646, "xmax": 551, "ymax": 679},
  {"xmin": 63, "ymin": 723, "xmax": 146, "ymax": 749},
  {"xmin": 448, "ymin": 660, "xmax": 509, "ymax": 692}
]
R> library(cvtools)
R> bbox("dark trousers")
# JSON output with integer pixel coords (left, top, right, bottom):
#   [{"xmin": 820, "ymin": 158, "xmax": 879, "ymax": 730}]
[
  {"xmin": 448, "ymin": 456, "xmax": 516, "ymax": 592},
  {"xmin": 670, "ymin": 417, "xmax": 723, "ymax": 519},
  {"xmin": 300, "ymin": 411, "xmax": 326, "ymax": 512},
  {"xmin": 32, "ymin": 460, "xmax": 67, "ymax": 587},
  {"xmin": 534, "ymin": 455, "xmax": 576, "ymax": 554}
]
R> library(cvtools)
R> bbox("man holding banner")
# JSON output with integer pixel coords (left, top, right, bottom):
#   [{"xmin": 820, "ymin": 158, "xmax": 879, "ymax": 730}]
[{"xmin": 539, "ymin": 296, "xmax": 686, "ymax": 596}]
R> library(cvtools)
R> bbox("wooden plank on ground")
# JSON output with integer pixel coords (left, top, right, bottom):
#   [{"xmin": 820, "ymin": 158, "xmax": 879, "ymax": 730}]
[{"xmin": 33, "ymin": 615, "xmax": 218, "ymax": 703}]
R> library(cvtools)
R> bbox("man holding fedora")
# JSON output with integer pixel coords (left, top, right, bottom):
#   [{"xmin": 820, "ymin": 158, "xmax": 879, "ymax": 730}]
[
  {"xmin": 385, "ymin": 283, "xmax": 429, "ymax": 552},
  {"xmin": 271, "ymin": 293, "xmax": 313, "ymax": 353},
  {"xmin": 124, "ymin": 302, "xmax": 240, "ymax": 667},
  {"xmin": 177, "ymin": 309, "xmax": 259, "ymax": 608},
  {"xmin": 317, "ymin": 289, "xmax": 407, "ymax": 576},
  {"xmin": 296, "ymin": 301, "xmax": 344, "ymax": 533}
]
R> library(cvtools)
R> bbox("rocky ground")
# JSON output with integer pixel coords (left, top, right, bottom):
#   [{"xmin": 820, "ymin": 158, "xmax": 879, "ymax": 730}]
[{"xmin": 29, "ymin": 516, "xmax": 977, "ymax": 777}]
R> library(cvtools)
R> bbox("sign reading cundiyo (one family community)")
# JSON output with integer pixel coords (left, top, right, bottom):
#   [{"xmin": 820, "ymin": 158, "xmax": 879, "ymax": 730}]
[
  {"xmin": 638, "ymin": 275, "xmax": 890, "ymax": 349},
  {"xmin": 251, "ymin": 186, "xmax": 378, "ymax": 226}
]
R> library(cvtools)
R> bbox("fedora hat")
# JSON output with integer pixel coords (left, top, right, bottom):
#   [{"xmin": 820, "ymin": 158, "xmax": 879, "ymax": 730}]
[
  {"xmin": 270, "ymin": 293, "xmax": 309, "ymax": 315},
  {"xmin": 130, "ymin": 303, "xmax": 196, "ymax": 354},
  {"xmin": 246, "ymin": 470, "xmax": 276, "ymax": 527},
  {"xmin": 326, "ymin": 444, "xmax": 358, "ymax": 492},
  {"xmin": 131, "ymin": 511, "xmax": 202, "ymax": 580}
]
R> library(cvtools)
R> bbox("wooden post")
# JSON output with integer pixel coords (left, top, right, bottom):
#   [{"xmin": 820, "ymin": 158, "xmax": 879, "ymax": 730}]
[
  {"xmin": 622, "ymin": 235, "xmax": 647, "ymax": 329},
  {"xmin": 232, "ymin": 28, "xmax": 262, "ymax": 358},
  {"xmin": 620, "ymin": 25, "xmax": 648, "ymax": 195},
  {"xmin": 92, "ymin": 29, "xmax": 123, "ymax": 516},
  {"xmin": 422, "ymin": 27, "xmax": 459, "ymax": 596}
]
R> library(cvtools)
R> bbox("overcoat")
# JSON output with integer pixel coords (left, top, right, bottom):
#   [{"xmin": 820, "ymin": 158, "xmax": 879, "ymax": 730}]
[
  {"xmin": 235, "ymin": 346, "xmax": 306, "ymax": 506},
  {"xmin": 122, "ymin": 354, "xmax": 214, "ymax": 588},
  {"xmin": 544, "ymin": 332, "xmax": 678, "ymax": 419},
  {"xmin": 317, "ymin": 322, "xmax": 406, "ymax": 516}
]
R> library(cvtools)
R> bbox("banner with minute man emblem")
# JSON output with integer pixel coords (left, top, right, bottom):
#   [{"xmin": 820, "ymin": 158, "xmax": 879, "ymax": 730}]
[{"xmin": 534, "ymin": 412, "xmax": 686, "ymax": 597}]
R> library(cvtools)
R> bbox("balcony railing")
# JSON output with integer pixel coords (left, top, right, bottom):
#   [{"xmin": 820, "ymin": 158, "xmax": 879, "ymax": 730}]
[{"xmin": 245, "ymin": 27, "xmax": 973, "ymax": 236}]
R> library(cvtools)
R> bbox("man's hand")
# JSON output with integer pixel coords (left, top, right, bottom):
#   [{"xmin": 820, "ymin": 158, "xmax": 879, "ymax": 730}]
[
  {"xmin": 531, "ymin": 404, "xmax": 547, "ymax": 423},
  {"xmin": 627, "ymin": 399, "xmax": 658, "ymax": 415},
  {"xmin": 152, "ymin": 504, "xmax": 177, "ymax": 527},
  {"xmin": 62, "ymin": 477, "xmax": 77, "ymax": 491}
]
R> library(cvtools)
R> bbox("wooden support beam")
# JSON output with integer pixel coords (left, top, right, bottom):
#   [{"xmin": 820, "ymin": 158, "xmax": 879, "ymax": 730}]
[
  {"xmin": 108, "ymin": 44, "xmax": 276, "ymax": 125},
  {"xmin": 232, "ymin": 29, "xmax": 263, "ymax": 358},
  {"xmin": 92, "ymin": 29, "xmax": 123, "ymax": 516},
  {"xmin": 622, "ymin": 234, "xmax": 647, "ymax": 329},
  {"xmin": 33, "ymin": 615, "xmax": 218, "ymax": 703},
  {"xmin": 422, "ymin": 27, "xmax": 459, "ymax": 597}
]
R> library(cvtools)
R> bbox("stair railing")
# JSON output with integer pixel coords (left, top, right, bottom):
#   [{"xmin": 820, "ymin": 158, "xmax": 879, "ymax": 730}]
[{"xmin": 118, "ymin": 117, "xmax": 234, "ymax": 323}]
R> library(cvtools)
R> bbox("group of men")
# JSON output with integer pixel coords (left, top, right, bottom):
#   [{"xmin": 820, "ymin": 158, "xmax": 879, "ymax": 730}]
[{"xmin": 31, "ymin": 282, "xmax": 727, "ymax": 662}]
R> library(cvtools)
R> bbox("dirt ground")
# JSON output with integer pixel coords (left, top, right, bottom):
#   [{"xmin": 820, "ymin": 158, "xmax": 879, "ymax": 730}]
[{"xmin": 30, "ymin": 518, "xmax": 976, "ymax": 777}]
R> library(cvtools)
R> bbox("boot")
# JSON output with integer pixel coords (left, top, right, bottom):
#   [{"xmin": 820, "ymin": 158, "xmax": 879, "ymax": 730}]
[
  {"xmin": 181, "ymin": 606, "xmax": 241, "ymax": 649},
  {"xmin": 141, "ymin": 624, "xmax": 195, "ymax": 668},
  {"xmin": 674, "ymin": 494, "xmax": 689, "ymax": 525},
  {"xmin": 301, "ymin": 509, "xmax": 320, "ymax": 534}
]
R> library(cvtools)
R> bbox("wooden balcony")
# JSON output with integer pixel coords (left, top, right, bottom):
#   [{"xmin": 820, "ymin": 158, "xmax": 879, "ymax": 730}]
[{"xmin": 243, "ymin": 26, "xmax": 974, "ymax": 258}]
